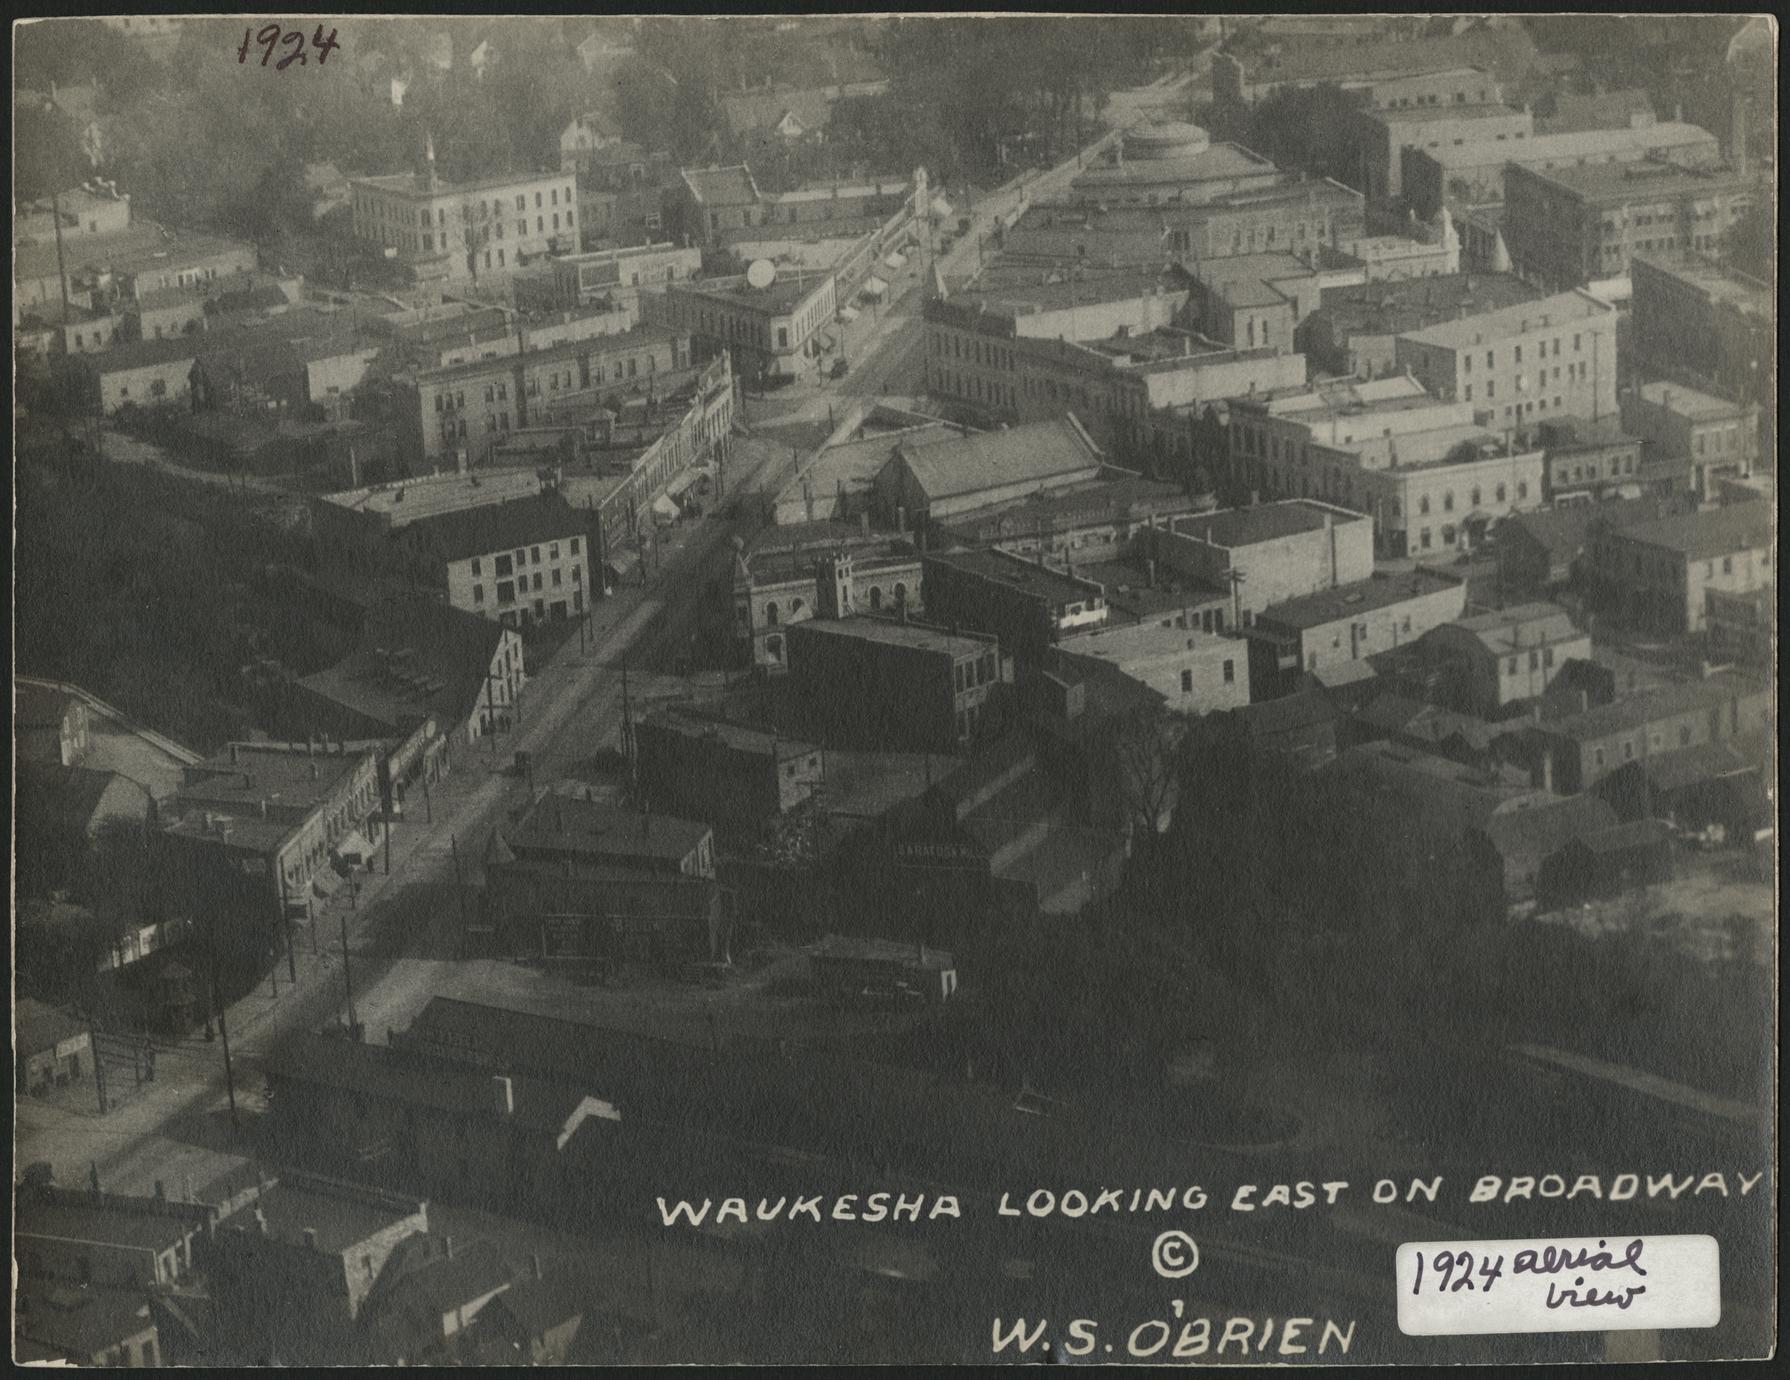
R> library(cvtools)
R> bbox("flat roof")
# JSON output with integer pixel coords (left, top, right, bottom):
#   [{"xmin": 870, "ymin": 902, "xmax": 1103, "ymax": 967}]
[
  {"xmin": 319, "ymin": 467, "xmax": 547, "ymax": 520},
  {"xmin": 1315, "ymin": 271, "xmax": 1541, "ymax": 334},
  {"xmin": 229, "ymin": 1178, "xmax": 423, "ymax": 1255},
  {"xmin": 1513, "ymin": 158, "xmax": 1755, "ymax": 203},
  {"xmin": 670, "ymin": 270, "xmax": 833, "ymax": 314},
  {"xmin": 17, "ymin": 1199, "xmax": 198, "ymax": 1252},
  {"xmin": 174, "ymin": 743, "xmax": 370, "ymax": 813},
  {"xmin": 790, "ymin": 616, "xmax": 993, "ymax": 658},
  {"xmin": 510, "ymin": 793, "xmax": 711, "ymax": 862},
  {"xmin": 1171, "ymin": 499, "xmax": 1363, "ymax": 548},
  {"xmin": 1398, "ymin": 289, "xmax": 1611, "ymax": 349},
  {"xmin": 1258, "ymin": 568, "xmax": 1462, "ymax": 629},
  {"xmin": 1371, "ymin": 101, "xmax": 1526, "ymax": 125},
  {"xmin": 1634, "ymin": 380, "xmax": 1752, "ymax": 420},
  {"xmin": 640, "ymin": 706, "xmax": 817, "ymax": 757},
  {"xmin": 924, "ymin": 547, "xmax": 1106, "ymax": 604},
  {"xmin": 1631, "ymin": 254, "xmax": 1773, "ymax": 317},
  {"xmin": 350, "ymin": 166, "xmax": 570, "ymax": 199},
  {"xmin": 949, "ymin": 263, "xmax": 1187, "ymax": 315},
  {"xmin": 1419, "ymin": 120, "xmax": 1718, "ymax": 170},
  {"xmin": 418, "ymin": 324, "xmax": 681, "ymax": 384},
  {"xmin": 1606, "ymin": 503, "xmax": 1772, "ymax": 560}
]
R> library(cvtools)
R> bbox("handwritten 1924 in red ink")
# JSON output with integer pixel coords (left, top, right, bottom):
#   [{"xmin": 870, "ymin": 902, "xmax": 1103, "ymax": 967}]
[{"xmin": 237, "ymin": 23, "xmax": 340, "ymax": 69}]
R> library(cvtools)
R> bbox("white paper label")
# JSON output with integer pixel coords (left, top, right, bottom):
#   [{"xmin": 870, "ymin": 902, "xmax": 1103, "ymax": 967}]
[{"xmin": 1396, "ymin": 1235, "xmax": 1720, "ymax": 1336}]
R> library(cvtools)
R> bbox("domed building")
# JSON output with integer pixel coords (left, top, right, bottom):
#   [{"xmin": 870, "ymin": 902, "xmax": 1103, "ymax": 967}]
[{"xmin": 1120, "ymin": 120, "xmax": 1212, "ymax": 163}]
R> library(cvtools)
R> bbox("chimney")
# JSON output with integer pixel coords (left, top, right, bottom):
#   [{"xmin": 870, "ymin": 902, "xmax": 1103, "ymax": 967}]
[
  {"xmin": 859, "ymin": 511, "xmax": 870, "ymax": 535},
  {"xmin": 304, "ymin": 1227, "xmax": 319, "ymax": 1251},
  {"xmin": 154, "ymin": 1180, "xmax": 166, "ymax": 1201},
  {"xmin": 445, "ymin": 1235, "xmax": 456, "ymax": 1260},
  {"xmin": 309, "ymin": 761, "xmax": 319, "ymax": 781},
  {"xmin": 229, "ymin": 743, "xmax": 239, "ymax": 765},
  {"xmin": 1541, "ymin": 749, "xmax": 1554, "ymax": 794},
  {"xmin": 1324, "ymin": 512, "xmax": 1338, "ymax": 588},
  {"xmin": 492, "ymin": 1074, "xmax": 514, "ymax": 1117},
  {"xmin": 531, "ymin": 1253, "xmax": 544, "ymax": 1281}
]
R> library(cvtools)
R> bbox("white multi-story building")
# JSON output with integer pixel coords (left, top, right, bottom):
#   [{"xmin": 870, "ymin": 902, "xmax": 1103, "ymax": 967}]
[{"xmin": 349, "ymin": 141, "xmax": 578, "ymax": 285}]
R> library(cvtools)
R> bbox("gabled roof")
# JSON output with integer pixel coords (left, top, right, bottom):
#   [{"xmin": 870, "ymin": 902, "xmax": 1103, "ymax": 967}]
[
  {"xmin": 1445, "ymin": 601, "xmax": 1581, "ymax": 652},
  {"xmin": 16, "ymin": 997, "xmax": 89, "ymax": 1056},
  {"xmin": 894, "ymin": 416, "xmax": 1102, "ymax": 501}
]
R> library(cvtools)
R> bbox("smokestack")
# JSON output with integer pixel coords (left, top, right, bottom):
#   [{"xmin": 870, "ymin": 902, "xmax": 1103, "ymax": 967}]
[
  {"xmin": 1541, "ymin": 749, "xmax": 1554, "ymax": 794},
  {"xmin": 1324, "ymin": 512, "xmax": 1338, "ymax": 588},
  {"xmin": 492, "ymin": 1075, "xmax": 515, "ymax": 1117}
]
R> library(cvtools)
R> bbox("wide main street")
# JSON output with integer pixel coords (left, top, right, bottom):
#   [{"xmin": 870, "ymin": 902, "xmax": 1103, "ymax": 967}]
[{"xmin": 14, "ymin": 106, "xmax": 1151, "ymax": 1198}]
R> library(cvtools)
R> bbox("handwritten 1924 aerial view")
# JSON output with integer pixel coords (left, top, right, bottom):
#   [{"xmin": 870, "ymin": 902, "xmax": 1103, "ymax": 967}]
[{"xmin": 12, "ymin": 14, "xmax": 1776, "ymax": 1367}]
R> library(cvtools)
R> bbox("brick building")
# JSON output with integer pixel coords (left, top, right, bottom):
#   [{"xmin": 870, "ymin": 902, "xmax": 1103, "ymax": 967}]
[
  {"xmin": 1502, "ymin": 159, "xmax": 1758, "ymax": 291},
  {"xmin": 787, "ymin": 617, "xmax": 1003, "ymax": 753},
  {"xmin": 1139, "ymin": 500, "xmax": 1375, "ymax": 624},
  {"xmin": 1394, "ymin": 288, "xmax": 1620, "ymax": 430},
  {"xmin": 1582, "ymin": 503, "xmax": 1773, "ymax": 637},
  {"xmin": 1246, "ymin": 566, "xmax": 1467, "ymax": 697},
  {"xmin": 920, "ymin": 548, "xmax": 1111, "ymax": 663},
  {"xmin": 635, "ymin": 707, "xmax": 823, "ymax": 824},
  {"xmin": 1619, "ymin": 382, "xmax": 1760, "ymax": 500},
  {"xmin": 1414, "ymin": 602, "xmax": 1592, "ymax": 716}
]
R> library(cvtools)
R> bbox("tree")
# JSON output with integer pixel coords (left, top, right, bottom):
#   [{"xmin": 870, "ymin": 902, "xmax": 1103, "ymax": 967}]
[{"xmin": 14, "ymin": 102, "xmax": 88, "ymax": 202}]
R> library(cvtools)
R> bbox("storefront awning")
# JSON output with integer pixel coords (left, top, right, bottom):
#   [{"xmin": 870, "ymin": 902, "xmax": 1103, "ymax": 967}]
[
  {"xmin": 883, "ymin": 251, "xmax": 907, "ymax": 270},
  {"xmin": 860, "ymin": 276, "xmax": 889, "ymax": 299}
]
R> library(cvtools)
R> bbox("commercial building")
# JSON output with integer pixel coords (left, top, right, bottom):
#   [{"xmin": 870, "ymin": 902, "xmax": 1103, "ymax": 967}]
[
  {"xmin": 1226, "ymin": 375, "xmax": 1546, "ymax": 557},
  {"xmin": 513, "ymin": 243, "xmax": 703, "ymax": 315},
  {"xmin": 14, "ymin": 1185, "xmax": 214, "ymax": 1292},
  {"xmin": 732, "ymin": 535, "xmax": 923, "ymax": 671},
  {"xmin": 162, "ymin": 741, "xmax": 384, "ymax": 926},
  {"xmin": 645, "ymin": 268, "xmax": 837, "ymax": 385},
  {"xmin": 1629, "ymin": 254, "xmax": 1773, "ymax": 417},
  {"xmin": 1534, "ymin": 417, "xmax": 1649, "ymax": 503},
  {"xmin": 1140, "ymin": 500, "xmax": 1375, "ymax": 623},
  {"xmin": 1353, "ymin": 101, "xmax": 1535, "ymax": 205},
  {"xmin": 1582, "ymin": 503, "xmax": 1773, "ymax": 637},
  {"xmin": 1400, "ymin": 119, "xmax": 1723, "ymax": 220},
  {"xmin": 635, "ymin": 707, "xmax": 823, "ymax": 824},
  {"xmin": 400, "ymin": 324, "xmax": 693, "ymax": 470},
  {"xmin": 769, "ymin": 406, "xmax": 964, "ymax": 527},
  {"xmin": 787, "ymin": 617, "xmax": 1003, "ymax": 753},
  {"xmin": 923, "ymin": 307, "xmax": 1305, "ymax": 468},
  {"xmin": 936, "ymin": 474, "xmax": 1210, "ymax": 568},
  {"xmin": 14, "ymin": 677, "xmax": 199, "ymax": 797},
  {"xmin": 1414, "ymin": 603, "xmax": 1592, "ymax": 716},
  {"xmin": 1523, "ymin": 670, "xmax": 1771, "ymax": 794},
  {"xmin": 1619, "ymin": 382, "xmax": 1760, "ymax": 499},
  {"xmin": 349, "ymin": 149, "xmax": 577, "ymax": 285},
  {"xmin": 1704, "ymin": 587, "xmax": 1773, "ymax": 667},
  {"xmin": 810, "ymin": 935, "xmax": 958, "ymax": 1003},
  {"xmin": 1296, "ymin": 270, "xmax": 1541, "ymax": 379},
  {"xmin": 571, "ymin": 143, "xmax": 679, "ymax": 250},
  {"xmin": 373, "ymin": 491, "xmax": 593, "ymax": 628},
  {"xmin": 278, "ymin": 595, "xmax": 527, "ymax": 773},
  {"xmin": 505, "ymin": 793, "xmax": 715, "ymax": 879},
  {"xmin": 1179, "ymin": 252, "xmax": 1326, "ymax": 352},
  {"xmin": 1053, "ymin": 620, "xmax": 1250, "ymax": 713},
  {"xmin": 1501, "ymin": 158, "xmax": 1759, "ymax": 290},
  {"xmin": 16, "ymin": 998, "xmax": 93, "ymax": 1094},
  {"xmin": 1246, "ymin": 567, "xmax": 1467, "ymax": 696},
  {"xmin": 921, "ymin": 547, "xmax": 1111, "ymax": 662},
  {"xmin": 870, "ymin": 415, "xmax": 1106, "ymax": 529},
  {"xmin": 1393, "ymin": 288, "xmax": 1620, "ymax": 429}
]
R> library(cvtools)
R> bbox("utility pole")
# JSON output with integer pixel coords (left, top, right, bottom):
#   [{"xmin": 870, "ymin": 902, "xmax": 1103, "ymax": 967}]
[
  {"xmin": 339, "ymin": 905, "xmax": 359, "ymax": 1038},
  {"xmin": 384, "ymin": 810, "xmax": 393, "ymax": 875},
  {"xmin": 451, "ymin": 833, "xmax": 471, "ymax": 938},
  {"xmin": 621, "ymin": 656, "xmax": 636, "ymax": 785},
  {"xmin": 486, "ymin": 677, "xmax": 499, "ymax": 763},
  {"xmin": 421, "ymin": 762, "xmax": 434, "ymax": 823},
  {"xmin": 92, "ymin": 1021, "xmax": 108, "ymax": 1115},
  {"xmin": 213, "ymin": 958, "xmax": 239, "ymax": 1135},
  {"xmin": 278, "ymin": 874, "xmax": 298, "ymax": 985}
]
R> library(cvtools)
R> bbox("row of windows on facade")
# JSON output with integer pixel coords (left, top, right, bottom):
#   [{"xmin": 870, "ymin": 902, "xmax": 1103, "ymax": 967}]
[
  {"xmin": 369, "ymin": 208, "xmax": 573, "ymax": 255},
  {"xmin": 474, "ymin": 568, "xmax": 583, "ymax": 606},
  {"xmin": 955, "ymin": 652, "xmax": 998, "ymax": 694},
  {"xmin": 1599, "ymin": 203, "xmax": 1737, "ymax": 233},
  {"xmin": 357, "ymin": 186, "xmax": 573, "ymax": 226},
  {"xmin": 1416, "ymin": 130, "xmax": 1527, "ymax": 151},
  {"xmin": 433, "ymin": 354, "xmax": 653, "ymax": 415},
  {"xmin": 472, "ymin": 540, "xmax": 580, "ymax": 577},
  {"xmin": 1384, "ymin": 88, "xmax": 1494, "ymax": 108},
  {"xmin": 758, "ymin": 581, "xmax": 912, "ymax": 627},
  {"xmin": 1462, "ymin": 362, "xmax": 1591, "ymax": 402},
  {"xmin": 1592, "ymin": 722, "xmax": 1704, "ymax": 769},
  {"xmin": 283, "ymin": 780, "xmax": 379, "ymax": 887}
]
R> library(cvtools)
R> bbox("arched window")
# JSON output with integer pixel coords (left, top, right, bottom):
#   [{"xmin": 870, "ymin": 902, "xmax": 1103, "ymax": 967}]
[
  {"xmin": 1443, "ymin": 492, "xmax": 1455, "ymax": 513},
  {"xmin": 790, "ymin": 597, "xmax": 804, "ymax": 614},
  {"xmin": 894, "ymin": 582, "xmax": 908, "ymax": 605},
  {"xmin": 1470, "ymin": 487, "xmax": 1482, "ymax": 507},
  {"xmin": 764, "ymin": 602, "xmax": 779, "ymax": 626},
  {"xmin": 765, "ymin": 635, "xmax": 784, "ymax": 662},
  {"xmin": 869, "ymin": 587, "xmax": 882, "ymax": 611}
]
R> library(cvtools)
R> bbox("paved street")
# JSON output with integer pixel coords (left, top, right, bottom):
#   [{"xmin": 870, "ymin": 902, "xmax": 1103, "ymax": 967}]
[{"xmin": 14, "ymin": 110, "xmax": 1142, "ymax": 1199}]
